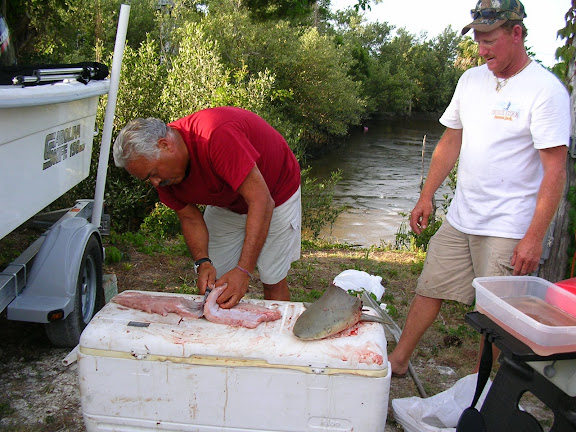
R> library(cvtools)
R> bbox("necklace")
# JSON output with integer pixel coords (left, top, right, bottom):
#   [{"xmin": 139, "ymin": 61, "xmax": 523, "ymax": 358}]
[{"xmin": 494, "ymin": 59, "xmax": 532, "ymax": 92}]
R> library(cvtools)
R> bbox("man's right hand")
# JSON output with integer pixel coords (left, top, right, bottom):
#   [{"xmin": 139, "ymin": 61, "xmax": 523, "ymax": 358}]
[
  {"xmin": 197, "ymin": 262, "xmax": 217, "ymax": 295},
  {"xmin": 410, "ymin": 198, "xmax": 434, "ymax": 235}
]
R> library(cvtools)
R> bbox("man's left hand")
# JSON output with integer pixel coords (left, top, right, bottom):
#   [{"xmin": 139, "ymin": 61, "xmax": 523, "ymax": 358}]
[
  {"xmin": 511, "ymin": 235, "xmax": 542, "ymax": 275},
  {"xmin": 214, "ymin": 267, "xmax": 251, "ymax": 308}
]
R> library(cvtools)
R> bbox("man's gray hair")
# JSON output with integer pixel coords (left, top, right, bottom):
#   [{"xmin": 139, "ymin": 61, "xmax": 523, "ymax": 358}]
[{"xmin": 113, "ymin": 118, "xmax": 170, "ymax": 168}]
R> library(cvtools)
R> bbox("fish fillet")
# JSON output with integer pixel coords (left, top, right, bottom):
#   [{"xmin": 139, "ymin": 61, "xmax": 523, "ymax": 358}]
[
  {"xmin": 112, "ymin": 291, "xmax": 203, "ymax": 319},
  {"xmin": 112, "ymin": 288, "xmax": 281, "ymax": 329},
  {"xmin": 204, "ymin": 285, "xmax": 282, "ymax": 328}
]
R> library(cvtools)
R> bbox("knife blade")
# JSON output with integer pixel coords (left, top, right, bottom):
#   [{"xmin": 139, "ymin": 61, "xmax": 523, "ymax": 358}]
[{"xmin": 198, "ymin": 286, "xmax": 212, "ymax": 318}]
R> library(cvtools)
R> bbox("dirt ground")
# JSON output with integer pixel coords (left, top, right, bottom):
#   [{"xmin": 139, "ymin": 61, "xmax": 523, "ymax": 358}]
[{"xmin": 0, "ymin": 242, "xmax": 554, "ymax": 431}]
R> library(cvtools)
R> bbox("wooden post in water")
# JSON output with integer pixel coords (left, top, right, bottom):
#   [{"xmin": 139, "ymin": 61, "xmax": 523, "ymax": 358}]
[
  {"xmin": 419, "ymin": 134, "xmax": 436, "ymax": 221},
  {"xmin": 420, "ymin": 135, "xmax": 426, "ymax": 191}
]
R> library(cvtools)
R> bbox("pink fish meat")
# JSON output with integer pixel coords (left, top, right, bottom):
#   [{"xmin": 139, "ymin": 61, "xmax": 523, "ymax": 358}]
[
  {"xmin": 112, "ymin": 288, "xmax": 282, "ymax": 329},
  {"xmin": 203, "ymin": 285, "xmax": 282, "ymax": 328},
  {"xmin": 112, "ymin": 291, "xmax": 203, "ymax": 319}
]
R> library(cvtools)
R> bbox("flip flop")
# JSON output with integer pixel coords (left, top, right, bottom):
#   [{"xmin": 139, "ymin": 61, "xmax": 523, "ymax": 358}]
[{"xmin": 392, "ymin": 371, "xmax": 408, "ymax": 378}]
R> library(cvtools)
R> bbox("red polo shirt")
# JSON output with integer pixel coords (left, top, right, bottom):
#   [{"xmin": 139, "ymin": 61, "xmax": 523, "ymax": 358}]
[{"xmin": 157, "ymin": 107, "xmax": 301, "ymax": 214}]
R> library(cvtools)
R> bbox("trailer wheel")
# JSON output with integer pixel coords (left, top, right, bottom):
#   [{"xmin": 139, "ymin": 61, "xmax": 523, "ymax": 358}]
[{"xmin": 45, "ymin": 235, "xmax": 105, "ymax": 347}]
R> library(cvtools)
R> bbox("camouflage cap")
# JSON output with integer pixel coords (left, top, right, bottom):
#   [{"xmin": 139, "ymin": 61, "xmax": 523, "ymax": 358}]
[{"xmin": 462, "ymin": 0, "xmax": 527, "ymax": 35}]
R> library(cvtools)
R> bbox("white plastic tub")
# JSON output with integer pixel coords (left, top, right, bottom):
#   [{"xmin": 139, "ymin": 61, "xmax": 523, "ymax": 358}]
[
  {"xmin": 474, "ymin": 276, "xmax": 576, "ymax": 355},
  {"xmin": 0, "ymin": 80, "xmax": 110, "ymax": 240},
  {"xmin": 78, "ymin": 291, "xmax": 391, "ymax": 432}
]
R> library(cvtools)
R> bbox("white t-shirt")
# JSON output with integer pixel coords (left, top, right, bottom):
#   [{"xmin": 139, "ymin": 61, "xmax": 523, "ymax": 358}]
[{"xmin": 440, "ymin": 61, "xmax": 570, "ymax": 239}]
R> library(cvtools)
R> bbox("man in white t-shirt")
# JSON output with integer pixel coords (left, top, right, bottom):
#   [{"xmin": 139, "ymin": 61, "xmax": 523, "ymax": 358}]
[{"xmin": 388, "ymin": 0, "xmax": 570, "ymax": 377}]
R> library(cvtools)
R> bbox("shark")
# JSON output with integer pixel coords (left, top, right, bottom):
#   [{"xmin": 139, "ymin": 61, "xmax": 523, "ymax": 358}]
[{"xmin": 292, "ymin": 284, "xmax": 392, "ymax": 340}]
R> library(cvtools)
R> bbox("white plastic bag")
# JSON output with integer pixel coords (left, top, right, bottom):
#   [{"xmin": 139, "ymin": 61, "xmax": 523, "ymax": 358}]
[
  {"xmin": 332, "ymin": 269, "xmax": 385, "ymax": 301},
  {"xmin": 392, "ymin": 373, "xmax": 492, "ymax": 432}
]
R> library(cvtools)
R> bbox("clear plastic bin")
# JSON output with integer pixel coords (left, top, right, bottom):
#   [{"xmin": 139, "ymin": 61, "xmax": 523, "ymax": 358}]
[{"xmin": 473, "ymin": 276, "xmax": 576, "ymax": 356}]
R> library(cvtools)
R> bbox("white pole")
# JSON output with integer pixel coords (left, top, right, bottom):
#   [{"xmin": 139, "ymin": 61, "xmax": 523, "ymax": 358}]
[{"xmin": 92, "ymin": 4, "xmax": 130, "ymax": 229}]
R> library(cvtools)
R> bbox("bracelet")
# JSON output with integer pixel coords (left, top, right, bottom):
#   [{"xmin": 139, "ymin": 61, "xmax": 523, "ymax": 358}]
[{"xmin": 236, "ymin": 265, "xmax": 253, "ymax": 279}]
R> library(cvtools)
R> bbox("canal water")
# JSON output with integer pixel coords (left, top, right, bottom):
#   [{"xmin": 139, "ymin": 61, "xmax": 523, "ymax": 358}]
[{"xmin": 309, "ymin": 117, "xmax": 452, "ymax": 247}]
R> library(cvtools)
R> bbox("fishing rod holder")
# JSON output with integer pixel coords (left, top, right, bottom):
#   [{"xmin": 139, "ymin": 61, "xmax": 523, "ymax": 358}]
[{"xmin": 12, "ymin": 66, "xmax": 101, "ymax": 85}]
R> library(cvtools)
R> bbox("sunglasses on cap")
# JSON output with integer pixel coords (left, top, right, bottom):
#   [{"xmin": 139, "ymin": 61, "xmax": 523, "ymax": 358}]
[{"xmin": 470, "ymin": 8, "xmax": 505, "ymax": 20}]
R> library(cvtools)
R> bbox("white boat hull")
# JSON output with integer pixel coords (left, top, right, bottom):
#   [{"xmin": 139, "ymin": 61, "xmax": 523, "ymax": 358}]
[{"xmin": 0, "ymin": 80, "xmax": 110, "ymax": 239}]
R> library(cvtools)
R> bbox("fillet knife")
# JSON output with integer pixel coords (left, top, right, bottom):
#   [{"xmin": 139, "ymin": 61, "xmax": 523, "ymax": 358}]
[{"xmin": 198, "ymin": 286, "xmax": 212, "ymax": 317}]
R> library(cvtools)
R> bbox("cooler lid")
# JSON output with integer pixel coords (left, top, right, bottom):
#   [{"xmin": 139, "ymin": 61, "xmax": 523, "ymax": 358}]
[{"xmin": 79, "ymin": 290, "xmax": 388, "ymax": 376}]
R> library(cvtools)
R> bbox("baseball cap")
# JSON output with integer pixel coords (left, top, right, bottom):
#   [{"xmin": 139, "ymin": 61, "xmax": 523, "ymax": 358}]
[{"xmin": 462, "ymin": 0, "xmax": 527, "ymax": 35}]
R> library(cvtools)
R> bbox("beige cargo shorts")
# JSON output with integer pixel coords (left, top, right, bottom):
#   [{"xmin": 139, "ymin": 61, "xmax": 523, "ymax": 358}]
[
  {"xmin": 204, "ymin": 187, "xmax": 301, "ymax": 285},
  {"xmin": 416, "ymin": 220, "xmax": 519, "ymax": 305}
]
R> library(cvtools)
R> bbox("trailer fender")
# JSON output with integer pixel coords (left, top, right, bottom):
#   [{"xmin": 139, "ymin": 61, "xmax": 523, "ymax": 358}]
[{"xmin": 7, "ymin": 217, "xmax": 102, "ymax": 323}]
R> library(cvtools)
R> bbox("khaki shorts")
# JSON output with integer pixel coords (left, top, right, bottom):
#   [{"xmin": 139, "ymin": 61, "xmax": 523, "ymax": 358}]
[
  {"xmin": 204, "ymin": 187, "xmax": 301, "ymax": 285},
  {"xmin": 416, "ymin": 220, "xmax": 519, "ymax": 305}
]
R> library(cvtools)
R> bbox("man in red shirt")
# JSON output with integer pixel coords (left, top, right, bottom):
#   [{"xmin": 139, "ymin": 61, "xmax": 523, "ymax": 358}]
[{"xmin": 113, "ymin": 107, "xmax": 301, "ymax": 308}]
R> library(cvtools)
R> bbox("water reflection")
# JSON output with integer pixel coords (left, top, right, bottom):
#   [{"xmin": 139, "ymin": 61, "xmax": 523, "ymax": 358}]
[{"xmin": 309, "ymin": 118, "xmax": 451, "ymax": 247}]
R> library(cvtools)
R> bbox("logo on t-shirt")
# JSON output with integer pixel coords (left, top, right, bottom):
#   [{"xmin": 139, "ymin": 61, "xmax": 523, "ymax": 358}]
[{"xmin": 491, "ymin": 101, "xmax": 520, "ymax": 122}]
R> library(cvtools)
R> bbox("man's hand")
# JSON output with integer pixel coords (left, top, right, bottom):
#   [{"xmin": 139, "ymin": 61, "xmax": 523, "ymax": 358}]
[
  {"xmin": 197, "ymin": 261, "xmax": 217, "ymax": 294},
  {"xmin": 511, "ymin": 235, "xmax": 542, "ymax": 276},
  {"xmin": 410, "ymin": 198, "xmax": 434, "ymax": 235},
  {"xmin": 214, "ymin": 267, "xmax": 251, "ymax": 308}
]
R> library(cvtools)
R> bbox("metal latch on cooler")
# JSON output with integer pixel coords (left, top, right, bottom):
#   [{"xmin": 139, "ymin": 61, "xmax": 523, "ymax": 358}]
[
  {"xmin": 309, "ymin": 364, "xmax": 328, "ymax": 374},
  {"xmin": 130, "ymin": 350, "xmax": 149, "ymax": 360},
  {"xmin": 126, "ymin": 322, "xmax": 151, "ymax": 360}
]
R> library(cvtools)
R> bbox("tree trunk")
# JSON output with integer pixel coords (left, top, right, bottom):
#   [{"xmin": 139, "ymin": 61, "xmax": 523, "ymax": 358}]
[
  {"xmin": 539, "ymin": 157, "xmax": 575, "ymax": 282},
  {"xmin": 538, "ymin": 46, "xmax": 576, "ymax": 283}
]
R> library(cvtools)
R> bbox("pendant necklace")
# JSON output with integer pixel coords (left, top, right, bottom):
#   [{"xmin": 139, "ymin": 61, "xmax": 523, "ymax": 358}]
[{"xmin": 494, "ymin": 59, "xmax": 532, "ymax": 92}]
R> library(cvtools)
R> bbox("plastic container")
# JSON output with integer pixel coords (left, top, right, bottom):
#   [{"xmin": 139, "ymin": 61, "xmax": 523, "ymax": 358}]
[
  {"xmin": 473, "ymin": 276, "xmax": 576, "ymax": 356},
  {"xmin": 78, "ymin": 291, "xmax": 391, "ymax": 431}
]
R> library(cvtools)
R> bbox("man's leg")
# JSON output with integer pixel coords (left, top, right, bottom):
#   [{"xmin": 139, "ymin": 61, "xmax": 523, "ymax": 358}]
[
  {"xmin": 389, "ymin": 221, "xmax": 476, "ymax": 376},
  {"xmin": 388, "ymin": 294, "xmax": 443, "ymax": 376},
  {"xmin": 258, "ymin": 187, "xmax": 301, "ymax": 302},
  {"xmin": 263, "ymin": 278, "xmax": 290, "ymax": 301},
  {"xmin": 470, "ymin": 235, "xmax": 519, "ymax": 373}
]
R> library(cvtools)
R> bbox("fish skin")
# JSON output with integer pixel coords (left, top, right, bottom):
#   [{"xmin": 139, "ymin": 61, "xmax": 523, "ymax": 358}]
[{"xmin": 293, "ymin": 284, "xmax": 364, "ymax": 340}]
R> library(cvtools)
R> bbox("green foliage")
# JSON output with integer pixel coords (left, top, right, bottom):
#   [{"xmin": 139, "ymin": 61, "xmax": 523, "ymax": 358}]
[
  {"xmin": 161, "ymin": 21, "xmax": 278, "ymax": 121},
  {"xmin": 12, "ymin": 0, "xmax": 468, "ymax": 235},
  {"xmin": 108, "ymin": 230, "xmax": 189, "ymax": 256},
  {"xmin": 140, "ymin": 203, "xmax": 181, "ymax": 239},
  {"xmin": 115, "ymin": 37, "xmax": 168, "ymax": 123},
  {"xmin": 456, "ymin": 36, "xmax": 483, "ymax": 70},
  {"xmin": 5, "ymin": 0, "xmax": 160, "ymax": 64},
  {"xmin": 554, "ymin": 5, "xmax": 576, "ymax": 85},
  {"xmin": 203, "ymin": 9, "xmax": 367, "ymax": 155},
  {"xmin": 243, "ymin": 0, "xmax": 321, "ymax": 21},
  {"xmin": 288, "ymin": 287, "xmax": 324, "ymax": 303},
  {"xmin": 300, "ymin": 238, "xmax": 355, "ymax": 250},
  {"xmin": 104, "ymin": 246, "xmax": 123, "ymax": 264},
  {"xmin": 0, "ymin": 400, "xmax": 15, "ymax": 418},
  {"xmin": 394, "ymin": 161, "xmax": 458, "ymax": 251},
  {"xmin": 301, "ymin": 167, "xmax": 346, "ymax": 239},
  {"xmin": 394, "ymin": 216, "xmax": 443, "ymax": 252}
]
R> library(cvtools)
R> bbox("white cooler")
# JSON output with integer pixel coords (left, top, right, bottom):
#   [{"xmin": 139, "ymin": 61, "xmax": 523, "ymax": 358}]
[{"xmin": 78, "ymin": 291, "xmax": 391, "ymax": 432}]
